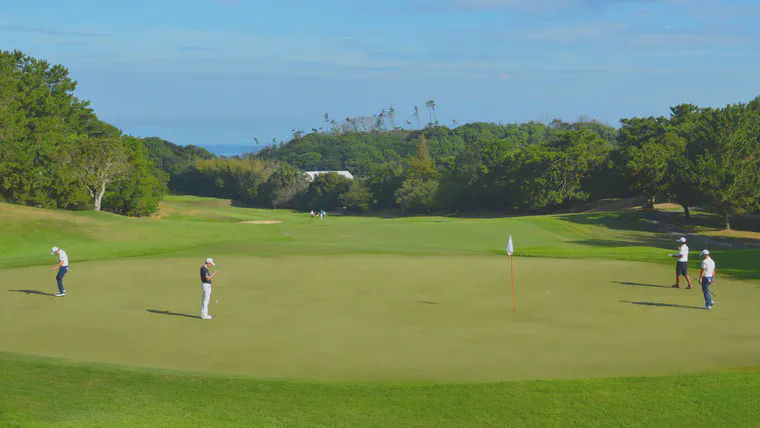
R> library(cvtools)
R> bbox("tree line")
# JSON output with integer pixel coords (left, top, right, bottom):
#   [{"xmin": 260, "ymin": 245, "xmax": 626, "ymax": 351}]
[
  {"xmin": 2, "ymin": 51, "xmax": 759, "ymax": 228},
  {"xmin": 0, "ymin": 50, "xmax": 169, "ymax": 216},
  {"xmin": 186, "ymin": 101, "xmax": 760, "ymax": 229}
]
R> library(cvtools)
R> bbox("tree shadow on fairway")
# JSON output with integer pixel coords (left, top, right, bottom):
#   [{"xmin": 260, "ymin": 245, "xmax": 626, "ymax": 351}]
[
  {"xmin": 620, "ymin": 300, "xmax": 703, "ymax": 310},
  {"xmin": 612, "ymin": 281, "xmax": 672, "ymax": 289},
  {"xmin": 146, "ymin": 309, "xmax": 198, "ymax": 319},
  {"xmin": 8, "ymin": 289, "xmax": 56, "ymax": 297},
  {"xmin": 558, "ymin": 211, "xmax": 760, "ymax": 249}
]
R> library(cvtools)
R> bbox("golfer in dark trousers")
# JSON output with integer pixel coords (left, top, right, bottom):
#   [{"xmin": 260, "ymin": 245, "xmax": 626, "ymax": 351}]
[
  {"xmin": 670, "ymin": 237, "xmax": 694, "ymax": 289},
  {"xmin": 50, "ymin": 246, "xmax": 69, "ymax": 297},
  {"xmin": 699, "ymin": 250, "xmax": 716, "ymax": 310}
]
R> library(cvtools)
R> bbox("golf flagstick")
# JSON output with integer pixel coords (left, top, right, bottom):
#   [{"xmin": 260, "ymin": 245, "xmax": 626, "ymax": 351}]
[{"xmin": 507, "ymin": 235, "xmax": 515, "ymax": 312}]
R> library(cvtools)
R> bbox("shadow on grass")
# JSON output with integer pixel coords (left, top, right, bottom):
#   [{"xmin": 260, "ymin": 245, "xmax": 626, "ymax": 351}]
[
  {"xmin": 414, "ymin": 300, "xmax": 439, "ymax": 305},
  {"xmin": 8, "ymin": 289, "xmax": 56, "ymax": 297},
  {"xmin": 567, "ymin": 238, "xmax": 672, "ymax": 248},
  {"xmin": 146, "ymin": 309, "xmax": 198, "ymax": 319},
  {"xmin": 620, "ymin": 300, "xmax": 704, "ymax": 310},
  {"xmin": 612, "ymin": 281, "xmax": 672, "ymax": 289},
  {"xmin": 559, "ymin": 211, "xmax": 760, "ymax": 247}
]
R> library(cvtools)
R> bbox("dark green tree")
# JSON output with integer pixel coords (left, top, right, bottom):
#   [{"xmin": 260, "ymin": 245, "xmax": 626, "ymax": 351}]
[
  {"xmin": 689, "ymin": 103, "xmax": 760, "ymax": 229},
  {"xmin": 340, "ymin": 180, "xmax": 373, "ymax": 213},
  {"xmin": 396, "ymin": 136, "xmax": 439, "ymax": 213},
  {"xmin": 304, "ymin": 172, "xmax": 353, "ymax": 210}
]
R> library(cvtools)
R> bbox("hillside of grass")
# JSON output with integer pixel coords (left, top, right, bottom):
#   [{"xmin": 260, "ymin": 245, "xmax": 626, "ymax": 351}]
[{"xmin": 2, "ymin": 195, "xmax": 758, "ymax": 279}]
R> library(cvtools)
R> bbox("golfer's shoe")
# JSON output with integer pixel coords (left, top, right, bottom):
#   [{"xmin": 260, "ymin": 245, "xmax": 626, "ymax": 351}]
[
  {"xmin": 702, "ymin": 305, "xmax": 712, "ymax": 310},
  {"xmin": 671, "ymin": 284, "xmax": 680, "ymax": 288},
  {"xmin": 686, "ymin": 286, "xmax": 693, "ymax": 290},
  {"xmin": 55, "ymin": 292, "xmax": 66, "ymax": 297},
  {"xmin": 202, "ymin": 315, "xmax": 213, "ymax": 320}
]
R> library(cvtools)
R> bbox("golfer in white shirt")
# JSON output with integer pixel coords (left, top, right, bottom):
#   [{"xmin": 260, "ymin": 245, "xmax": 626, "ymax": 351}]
[
  {"xmin": 200, "ymin": 258, "xmax": 217, "ymax": 320},
  {"xmin": 50, "ymin": 246, "xmax": 69, "ymax": 297},
  {"xmin": 670, "ymin": 237, "xmax": 694, "ymax": 289},
  {"xmin": 699, "ymin": 250, "xmax": 716, "ymax": 309}
]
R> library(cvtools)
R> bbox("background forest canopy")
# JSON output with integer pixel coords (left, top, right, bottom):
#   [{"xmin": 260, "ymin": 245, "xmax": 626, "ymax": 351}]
[{"xmin": 2, "ymin": 50, "xmax": 760, "ymax": 228}]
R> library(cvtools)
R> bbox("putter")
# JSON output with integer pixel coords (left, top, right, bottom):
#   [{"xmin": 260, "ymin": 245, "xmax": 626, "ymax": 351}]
[{"xmin": 213, "ymin": 268, "xmax": 220, "ymax": 309}]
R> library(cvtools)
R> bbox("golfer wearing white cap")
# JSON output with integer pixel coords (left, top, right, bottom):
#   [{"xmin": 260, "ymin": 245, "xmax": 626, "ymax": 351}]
[
  {"xmin": 200, "ymin": 258, "xmax": 217, "ymax": 320},
  {"xmin": 699, "ymin": 250, "xmax": 716, "ymax": 309},
  {"xmin": 669, "ymin": 237, "xmax": 693, "ymax": 289},
  {"xmin": 50, "ymin": 247, "xmax": 69, "ymax": 297}
]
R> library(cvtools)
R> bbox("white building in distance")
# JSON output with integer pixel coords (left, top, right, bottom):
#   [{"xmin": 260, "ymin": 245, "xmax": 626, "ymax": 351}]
[{"xmin": 303, "ymin": 170, "xmax": 354, "ymax": 181}]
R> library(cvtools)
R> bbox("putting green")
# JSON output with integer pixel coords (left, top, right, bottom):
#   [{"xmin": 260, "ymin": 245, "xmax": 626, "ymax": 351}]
[{"xmin": 3, "ymin": 255, "xmax": 759, "ymax": 382}]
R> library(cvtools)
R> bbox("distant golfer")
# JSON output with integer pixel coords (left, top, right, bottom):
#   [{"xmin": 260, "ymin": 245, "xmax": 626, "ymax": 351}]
[
  {"xmin": 200, "ymin": 258, "xmax": 217, "ymax": 320},
  {"xmin": 50, "ymin": 246, "xmax": 68, "ymax": 297},
  {"xmin": 310, "ymin": 209, "xmax": 315, "ymax": 219},
  {"xmin": 670, "ymin": 237, "xmax": 693, "ymax": 289},
  {"xmin": 699, "ymin": 250, "xmax": 716, "ymax": 309}
]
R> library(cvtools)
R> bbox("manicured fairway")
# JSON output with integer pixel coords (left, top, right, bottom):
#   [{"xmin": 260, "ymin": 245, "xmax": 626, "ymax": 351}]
[
  {"xmin": 3, "ymin": 255, "xmax": 759, "ymax": 382},
  {"xmin": 2, "ymin": 196, "xmax": 759, "ymax": 426}
]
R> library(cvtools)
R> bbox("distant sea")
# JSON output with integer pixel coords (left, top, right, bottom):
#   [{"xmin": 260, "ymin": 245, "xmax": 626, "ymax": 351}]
[{"xmin": 194, "ymin": 144, "xmax": 260, "ymax": 157}]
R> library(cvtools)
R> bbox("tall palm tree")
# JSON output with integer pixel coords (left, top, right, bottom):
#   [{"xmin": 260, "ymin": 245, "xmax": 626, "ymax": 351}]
[
  {"xmin": 425, "ymin": 100, "xmax": 436, "ymax": 127},
  {"xmin": 379, "ymin": 109, "xmax": 387, "ymax": 131}
]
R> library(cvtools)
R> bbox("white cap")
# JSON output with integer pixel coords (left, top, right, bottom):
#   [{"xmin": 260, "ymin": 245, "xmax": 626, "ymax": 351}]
[
  {"xmin": 205, "ymin": 258, "xmax": 215, "ymax": 266},
  {"xmin": 677, "ymin": 237, "xmax": 686, "ymax": 243},
  {"xmin": 701, "ymin": 249, "xmax": 710, "ymax": 256},
  {"xmin": 51, "ymin": 247, "xmax": 59, "ymax": 255}
]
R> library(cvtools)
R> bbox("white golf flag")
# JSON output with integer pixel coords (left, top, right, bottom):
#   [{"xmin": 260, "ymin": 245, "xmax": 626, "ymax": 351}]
[{"xmin": 506, "ymin": 235, "xmax": 514, "ymax": 256}]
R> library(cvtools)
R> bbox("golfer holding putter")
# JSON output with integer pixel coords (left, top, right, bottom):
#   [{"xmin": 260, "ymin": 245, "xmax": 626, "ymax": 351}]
[
  {"xmin": 200, "ymin": 258, "xmax": 217, "ymax": 320},
  {"xmin": 699, "ymin": 250, "xmax": 716, "ymax": 309},
  {"xmin": 670, "ymin": 237, "xmax": 694, "ymax": 289},
  {"xmin": 50, "ymin": 246, "xmax": 69, "ymax": 297}
]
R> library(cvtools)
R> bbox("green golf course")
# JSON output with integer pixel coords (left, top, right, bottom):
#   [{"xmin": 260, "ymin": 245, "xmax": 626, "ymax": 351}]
[{"xmin": 2, "ymin": 195, "xmax": 760, "ymax": 427}]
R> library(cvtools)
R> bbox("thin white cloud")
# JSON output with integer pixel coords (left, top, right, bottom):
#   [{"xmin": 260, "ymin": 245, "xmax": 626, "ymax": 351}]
[
  {"xmin": 505, "ymin": 21, "xmax": 633, "ymax": 42},
  {"xmin": 502, "ymin": 18, "xmax": 754, "ymax": 49},
  {"xmin": 631, "ymin": 32, "xmax": 749, "ymax": 47},
  {"xmin": 0, "ymin": 22, "xmax": 110, "ymax": 37},
  {"xmin": 451, "ymin": 0, "xmax": 573, "ymax": 12},
  {"xmin": 450, "ymin": 0, "xmax": 669, "ymax": 13}
]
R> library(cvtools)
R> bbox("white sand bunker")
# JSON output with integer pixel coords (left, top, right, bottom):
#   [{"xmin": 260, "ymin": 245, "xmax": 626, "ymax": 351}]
[{"xmin": 240, "ymin": 220, "xmax": 282, "ymax": 224}]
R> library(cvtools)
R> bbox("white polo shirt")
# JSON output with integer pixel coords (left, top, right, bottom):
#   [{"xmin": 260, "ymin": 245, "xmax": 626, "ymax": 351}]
[
  {"xmin": 702, "ymin": 257, "xmax": 716, "ymax": 277},
  {"xmin": 58, "ymin": 249, "xmax": 69, "ymax": 267},
  {"xmin": 678, "ymin": 244, "xmax": 689, "ymax": 262}
]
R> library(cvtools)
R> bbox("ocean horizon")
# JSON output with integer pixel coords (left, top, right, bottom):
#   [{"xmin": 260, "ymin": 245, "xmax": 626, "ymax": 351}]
[{"xmin": 194, "ymin": 143, "xmax": 260, "ymax": 157}]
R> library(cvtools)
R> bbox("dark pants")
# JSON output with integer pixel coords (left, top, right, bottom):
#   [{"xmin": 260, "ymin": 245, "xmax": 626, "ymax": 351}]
[
  {"xmin": 701, "ymin": 276, "xmax": 713, "ymax": 307},
  {"xmin": 56, "ymin": 266, "xmax": 68, "ymax": 294},
  {"xmin": 676, "ymin": 262, "xmax": 688, "ymax": 277}
]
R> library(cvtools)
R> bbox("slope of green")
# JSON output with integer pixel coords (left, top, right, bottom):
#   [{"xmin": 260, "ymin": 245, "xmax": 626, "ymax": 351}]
[{"xmin": 2, "ymin": 354, "xmax": 759, "ymax": 428}]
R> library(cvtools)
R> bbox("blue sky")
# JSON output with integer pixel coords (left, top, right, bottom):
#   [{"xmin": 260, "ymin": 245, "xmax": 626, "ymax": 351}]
[{"xmin": 2, "ymin": 0, "xmax": 759, "ymax": 151}]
